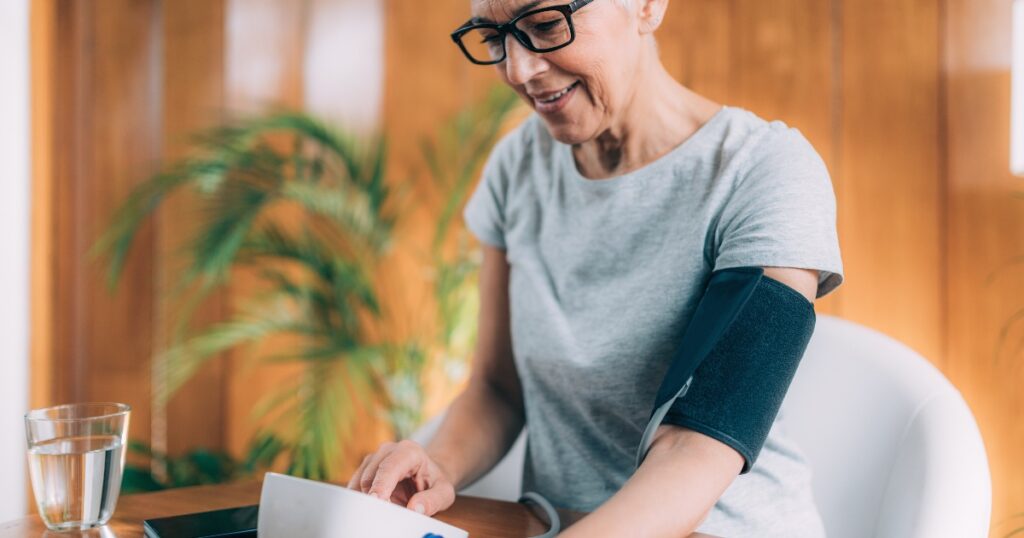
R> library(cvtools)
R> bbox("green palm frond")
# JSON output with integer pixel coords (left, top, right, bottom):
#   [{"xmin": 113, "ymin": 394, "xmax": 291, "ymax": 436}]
[
  {"xmin": 123, "ymin": 433, "xmax": 287, "ymax": 493},
  {"xmin": 250, "ymin": 374, "xmax": 307, "ymax": 426},
  {"xmin": 375, "ymin": 343, "xmax": 427, "ymax": 438},
  {"xmin": 363, "ymin": 136, "xmax": 391, "ymax": 216},
  {"xmin": 994, "ymin": 306, "xmax": 1024, "ymax": 366},
  {"xmin": 92, "ymin": 170, "xmax": 195, "ymax": 289},
  {"xmin": 419, "ymin": 85, "xmax": 521, "ymax": 354},
  {"xmin": 155, "ymin": 311, "xmax": 315, "ymax": 406},
  {"xmin": 280, "ymin": 181, "xmax": 390, "ymax": 249},
  {"xmin": 96, "ymin": 109, "xmax": 405, "ymax": 479},
  {"xmin": 423, "ymin": 85, "xmax": 521, "ymax": 252},
  {"xmin": 254, "ymin": 269, "xmax": 340, "ymax": 335},
  {"xmin": 242, "ymin": 432, "xmax": 287, "ymax": 474},
  {"xmin": 983, "ymin": 254, "xmax": 1024, "ymax": 285},
  {"xmin": 188, "ymin": 180, "xmax": 271, "ymax": 287},
  {"xmin": 287, "ymin": 360, "xmax": 353, "ymax": 480},
  {"xmin": 100, "ymin": 91, "xmax": 518, "ymax": 482},
  {"xmin": 243, "ymin": 223, "xmax": 381, "ymax": 321}
]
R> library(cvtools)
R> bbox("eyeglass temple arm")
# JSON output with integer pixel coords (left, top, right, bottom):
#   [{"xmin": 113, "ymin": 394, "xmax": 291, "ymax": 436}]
[{"xmin": 568, "ymin": 0, "xmax": 597, "ymax": 13}]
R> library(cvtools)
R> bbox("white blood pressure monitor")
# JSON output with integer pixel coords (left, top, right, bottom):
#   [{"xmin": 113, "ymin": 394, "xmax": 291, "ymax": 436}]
[{"xmin": 258, "ymin": 472, "xmax": 469, "ymax": 538}]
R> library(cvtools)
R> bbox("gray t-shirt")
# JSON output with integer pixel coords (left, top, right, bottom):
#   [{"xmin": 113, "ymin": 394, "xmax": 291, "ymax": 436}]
[{"xmin": 463, "ymin": 105, "xmax": 843, "ymax": 536}]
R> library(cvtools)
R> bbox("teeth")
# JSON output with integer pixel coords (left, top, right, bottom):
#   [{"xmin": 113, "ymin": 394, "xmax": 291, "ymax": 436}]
[{"xmin": 540, "ymin": 83, "xmax": 575, "ymax": 103}]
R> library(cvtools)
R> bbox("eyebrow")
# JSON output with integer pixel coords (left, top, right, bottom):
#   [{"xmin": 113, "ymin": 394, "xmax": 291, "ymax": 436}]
[{"xmin": 470, "ymin": 0, "xmax": 545, "ymax": 24}]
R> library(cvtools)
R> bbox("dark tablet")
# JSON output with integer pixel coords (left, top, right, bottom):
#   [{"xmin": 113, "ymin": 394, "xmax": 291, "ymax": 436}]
[{"xmin": 143, "ymin": 505, "xmax": 258, "ymax": 538}]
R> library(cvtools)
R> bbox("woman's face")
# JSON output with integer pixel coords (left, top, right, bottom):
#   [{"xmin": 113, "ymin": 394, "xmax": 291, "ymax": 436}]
[{"xmin": 469, "ymin": 0, "xmax": 644, "ymax": 145}]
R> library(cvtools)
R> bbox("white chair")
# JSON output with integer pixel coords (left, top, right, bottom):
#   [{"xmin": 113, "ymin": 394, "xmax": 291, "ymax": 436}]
[
  {"xmin": 410, "ymin": 315, "xmax": 992, "ymax": 537},
  {"xmin": 785, "ymin": 315, "xmax": 990, "ymax": 537}
]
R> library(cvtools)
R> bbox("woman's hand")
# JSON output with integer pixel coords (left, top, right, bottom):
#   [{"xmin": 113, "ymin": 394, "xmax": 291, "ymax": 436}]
[{"xmin": 346, "ymin": 439, "xmax": 457, "ymax": 516}]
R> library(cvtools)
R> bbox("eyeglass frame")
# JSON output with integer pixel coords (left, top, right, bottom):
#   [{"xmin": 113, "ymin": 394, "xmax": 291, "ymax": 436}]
[{"xmin": 450, "ymin": 0, "xmax": 598, "ymax": 65}]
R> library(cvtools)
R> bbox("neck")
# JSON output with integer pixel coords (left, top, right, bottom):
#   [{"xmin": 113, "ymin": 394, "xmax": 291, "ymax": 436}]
[{"xmin": 571, "ymin": 59, "xmax": 720, "ymax": 180}]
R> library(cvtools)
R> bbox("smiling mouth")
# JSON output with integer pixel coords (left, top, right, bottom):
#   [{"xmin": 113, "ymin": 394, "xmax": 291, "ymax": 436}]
[
  {"xmin": 535, "ymin": 81, "xmax": 580, "ymax": 103},
  {"xmin": 530, "ymin": 81, "xmax": 581, "ymax": 114}
]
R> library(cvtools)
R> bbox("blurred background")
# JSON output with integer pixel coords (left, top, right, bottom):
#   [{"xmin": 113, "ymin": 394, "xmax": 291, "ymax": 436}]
[{"xmin": 2, "ymin": 0, "xmax": 1023, "ymax": 535}]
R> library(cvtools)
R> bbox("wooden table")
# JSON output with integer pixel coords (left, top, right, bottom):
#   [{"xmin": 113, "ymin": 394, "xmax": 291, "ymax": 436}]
[{"xmin": 0, "ymin": 481, "xmax": 717, "ymax": 537}]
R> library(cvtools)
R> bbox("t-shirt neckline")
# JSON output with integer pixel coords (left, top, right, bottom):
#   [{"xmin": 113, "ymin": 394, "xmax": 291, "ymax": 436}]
[{"xmin": 559, "ymin": 105, "xmax": 730, "ymax": 188}]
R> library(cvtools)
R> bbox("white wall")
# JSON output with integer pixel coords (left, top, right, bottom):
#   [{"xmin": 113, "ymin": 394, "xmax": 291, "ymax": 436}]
[
  {"xmin": 0, "ymin": 0, "xmax": 30, "ymax": 521},
  {"xmin": 303, "ymin": 0, "xmax": 384, "ymax": 133}
]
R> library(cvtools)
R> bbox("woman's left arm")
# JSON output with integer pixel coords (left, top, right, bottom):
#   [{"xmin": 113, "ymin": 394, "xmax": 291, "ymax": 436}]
[
  {"xmin": 558, "ymin": 425, "xmax": 741, "ymax": 537},
  {"xmin": 559, "ymin": 267, "xmax": 820, "ymax": 537}
]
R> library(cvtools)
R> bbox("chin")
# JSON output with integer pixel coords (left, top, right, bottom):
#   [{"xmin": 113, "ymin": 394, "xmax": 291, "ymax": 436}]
[{"xmin": 539, "ymin": 117, "xmax": 595, "ymax": 146}]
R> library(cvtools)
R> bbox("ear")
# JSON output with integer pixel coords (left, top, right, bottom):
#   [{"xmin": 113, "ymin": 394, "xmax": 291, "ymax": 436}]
[{"xmin": 637, "ymin": 0, "xmax": 669, "ymax": 34}]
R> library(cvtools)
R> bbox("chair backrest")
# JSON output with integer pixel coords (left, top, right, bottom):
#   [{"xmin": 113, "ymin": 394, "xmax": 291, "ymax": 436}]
[
  {"xmin": 782, "ymin": 315, "xmax": 991, "ymax": 538},
  {"xmin": 411, "ymin": 315, "xmax": 992, "ymax": 536}
]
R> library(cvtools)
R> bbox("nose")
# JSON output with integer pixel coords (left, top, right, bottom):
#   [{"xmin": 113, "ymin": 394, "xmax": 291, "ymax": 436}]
[{"xmin": 502, "ymin": 34, "xmax": 547, "ymax": 86}]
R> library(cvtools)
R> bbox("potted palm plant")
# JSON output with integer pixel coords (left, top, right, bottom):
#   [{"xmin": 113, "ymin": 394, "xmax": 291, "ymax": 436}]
[
  {"xmin": 95, "ymin": 86, "xmax": 521, "ymax": 488},
  {"xmin": 97, "ymin": 112, "xmax": 398, "ymax": 481}
]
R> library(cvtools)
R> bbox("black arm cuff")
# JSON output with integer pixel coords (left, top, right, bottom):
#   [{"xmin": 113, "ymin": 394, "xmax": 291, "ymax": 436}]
[{"xmin": 657, "ymin": 269, "xmax": 816, "ymax": 473}]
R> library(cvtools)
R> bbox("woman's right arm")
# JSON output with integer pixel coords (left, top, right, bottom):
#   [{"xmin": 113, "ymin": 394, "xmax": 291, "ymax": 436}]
[{"xmin": 346, "ymin": 244, "xmax": 525, "ymax": 516}]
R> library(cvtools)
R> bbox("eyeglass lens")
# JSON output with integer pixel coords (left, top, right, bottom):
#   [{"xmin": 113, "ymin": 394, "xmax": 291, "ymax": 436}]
[{"xmin": 460, "ymin": 9, "xmax": 572, "ymax": 63}]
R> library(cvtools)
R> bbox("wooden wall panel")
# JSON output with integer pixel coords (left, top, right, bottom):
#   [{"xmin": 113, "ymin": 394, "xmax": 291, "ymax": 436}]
[
  {"xmin": 382, "ymin": 0, "xmax": 490, "ymax": 353},
  {"xmin": 730, "ymin": 0, "xmax": 839, "ymax": 317},
  {"xmin": 663, "ymin": 0, "xmax": 835, "ymax": 160},
  {"xmin": 944, "ymin": 0, "xmax": 1024, "ymax": 531},
  {"xmin": 39, "ymin": 0, "xmax": 233, "ymax": 465},
  {"xmin": 839, "ymin": 0, "xmax": 945, "ymax": 364},
  {"xmin": 221, "ymin": 0, "xmax": 309, "ymax": 460},
  {"xmin": 28, "ymin": 0, "xmax": 57, "ymax": 514},
  {"xmin": 667, "ymin": 0, "xmax": 847, "ymax": 322},
  {"xmin": 30, "ymin": 0, "xmax": 56, "ymax": 412},
  {"xmin": 662, "ymin": 0, "xmax": 840, "ymax": 315},
  {"xmin": 49, "ymin": 0, "xmax": 162, "ymax": 446},
  {"xmin": 51, "ymin": 0, "xmax": 84, "ymax": 410},
  {"xmin": 661, "ymin": 0, "xmax": 731, "ymax": 103},
  {"xmin": 730, "ymin": 0, "xmax": 835, "ymax": 167},
  {"xmin": 83, "ymin": 0, "xmax": 163, "ymax": 446},
  {"xmin": 159, "ymin": 0, "xmax": 228, "ymax": 456}
]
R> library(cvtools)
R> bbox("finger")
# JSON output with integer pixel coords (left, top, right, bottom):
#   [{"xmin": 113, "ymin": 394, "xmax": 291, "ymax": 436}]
[
  {"xmin": 358, "ymin": 442, "xmax": 396, "ymax": 493},
  {"xmin": 347, "ymin": 454, "xmax": 371, "ymax": 489},
  {"xmin": 390, "ymin": 479, "xmax": 417, "ymax": 505},
  {"xmin": 406, "ymin": 481, "xmax": 456, "ymax": 516},
  {"xmin": 358, "ymin": 442, "xmax": 397, "ymax": 493},
  {"xmin": 367, "ymin": 440, "xmax": 423, "ymax": 501}
]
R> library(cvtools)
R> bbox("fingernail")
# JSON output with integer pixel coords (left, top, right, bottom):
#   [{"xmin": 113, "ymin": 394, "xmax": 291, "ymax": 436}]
[
  {"xmin": 413, "ymin": 503, "xmax": 425, "ymax": 514},
  {"xmin": 369, "ymin": 492, "xmax": 378, "ymax": 499}
]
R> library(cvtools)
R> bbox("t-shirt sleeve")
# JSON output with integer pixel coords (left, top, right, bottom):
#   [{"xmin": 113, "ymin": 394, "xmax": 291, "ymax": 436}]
[
  {"xmin": 463, "ymin": 138, "xmax": 510, "ymax": 250},
  {"xmin": 713, "ymin": 128, "xmax": 844, "ymax": 298}
]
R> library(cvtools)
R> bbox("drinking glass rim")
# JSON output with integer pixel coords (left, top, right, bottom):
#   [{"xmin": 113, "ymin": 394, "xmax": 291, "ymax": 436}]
[{"xmin": 24, "ymin": 402, "xmax": 131, "ymax": 422}]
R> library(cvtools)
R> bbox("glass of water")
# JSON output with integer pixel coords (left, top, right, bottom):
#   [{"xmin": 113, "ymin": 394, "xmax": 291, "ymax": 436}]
[{"xmin": 25, "ymin": 403, "xmax": 131, "ymax": 531}]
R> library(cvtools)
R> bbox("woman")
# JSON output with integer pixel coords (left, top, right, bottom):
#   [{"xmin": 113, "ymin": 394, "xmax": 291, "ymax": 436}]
[{"xmin": 347, "ymin": 0, "xmax": 843, "ymax": 535}]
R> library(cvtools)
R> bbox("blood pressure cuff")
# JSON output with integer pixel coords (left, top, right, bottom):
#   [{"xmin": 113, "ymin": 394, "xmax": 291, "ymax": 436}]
[{"xmin": 635, "ymin": 266, "xmax": 817, "ymax": 474}]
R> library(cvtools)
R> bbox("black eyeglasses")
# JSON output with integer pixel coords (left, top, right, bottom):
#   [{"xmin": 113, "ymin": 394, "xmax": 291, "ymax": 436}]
[{"xmin": 451, "ymin": 0, "xmax": 598, "ymax": 65}]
